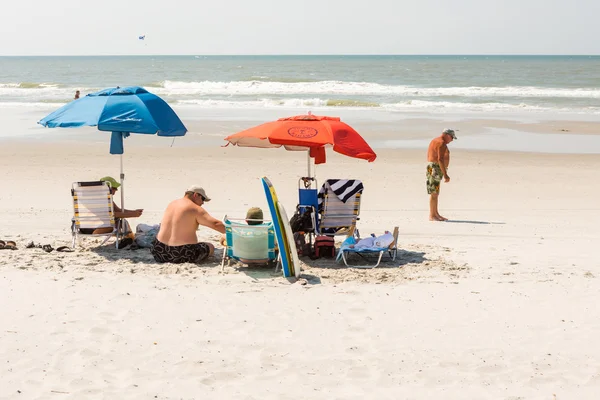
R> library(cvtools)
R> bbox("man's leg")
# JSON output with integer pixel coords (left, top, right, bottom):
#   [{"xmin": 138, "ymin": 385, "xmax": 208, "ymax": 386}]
[
  {"xmin": 430, "ymin": 192, "xmax": 446, "ymax": 221},
  {"xmin": 435, "ymin": 185, "xmax": 447, "ymax": 221},
  {"xmin": 429, "ymin": 193, "xmax": 438, "ymax": 221}
]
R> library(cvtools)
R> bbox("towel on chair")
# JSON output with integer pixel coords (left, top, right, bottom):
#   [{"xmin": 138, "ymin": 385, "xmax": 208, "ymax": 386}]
[{"xmin": 318, "ymin": 179, "xmax": 364, "ymax": 211}]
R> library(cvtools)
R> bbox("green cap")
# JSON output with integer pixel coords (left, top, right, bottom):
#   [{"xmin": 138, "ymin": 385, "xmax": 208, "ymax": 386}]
[
  {"xmin": 100, "ymin": 176, "xmax": 121, "ymax": 189},
  {"xmin": 246, "ymin": 207, "xmax": 264, "ymax": 225}
]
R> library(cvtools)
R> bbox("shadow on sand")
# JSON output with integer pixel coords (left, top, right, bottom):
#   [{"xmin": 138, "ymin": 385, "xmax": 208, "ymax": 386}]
[
  {"xmin": 90, "ymin": 245, "xmax": 155, "ymax": 264},
  {"xmin": 230, "ymin": 249, "xmax": 428, "ymax": 284},
  {"xmin": 445, "ymin": 220, "xmax": 505, "ymax": 225}
]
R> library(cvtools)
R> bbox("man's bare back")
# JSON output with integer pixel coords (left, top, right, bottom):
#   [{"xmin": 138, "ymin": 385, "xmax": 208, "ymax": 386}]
[{"xmin": 156, "ymin": 198, "xmax": 203, "ymax": 246}]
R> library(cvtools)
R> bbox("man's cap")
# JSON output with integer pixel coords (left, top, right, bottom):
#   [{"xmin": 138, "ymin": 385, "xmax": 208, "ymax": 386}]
[
  {"xmin": 186, "ymin": 185, "xmax": 211, "ymax": 202},
  {"xmin": 246, "ymin": 207, "xmax": 264, "ymax": 225},
  {"xmin": 100, "ymin": 176, "xmax": 121, "ymax": 189},
  {"xmin": 442, "ymin": 128, "xmax": 458, "ymax": 139}
]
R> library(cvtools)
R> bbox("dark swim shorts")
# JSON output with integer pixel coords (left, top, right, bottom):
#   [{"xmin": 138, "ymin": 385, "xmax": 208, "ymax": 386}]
[{"xmin": 150, "ymin": 239, "xmax": 211, "ymax": 264}]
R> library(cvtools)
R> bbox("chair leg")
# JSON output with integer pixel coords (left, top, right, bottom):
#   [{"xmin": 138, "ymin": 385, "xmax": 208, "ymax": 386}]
[
  {"xmin": 341, "ymin": 250, "xmax": 350, "ymax": 267},
  {"xmin": 220, "ymin": 250, "xmax": 227, "ymax": 273},
  {"xmin": 100, "ymin": 235, "xmax": 112, "ymax": 247},
  {"xmin": 342, "ymin": 251, "xmax": 384, "ymax": 269},
  {"xmin": 274, "ymin": 255, "xmax": 281, "ymax": 274}
]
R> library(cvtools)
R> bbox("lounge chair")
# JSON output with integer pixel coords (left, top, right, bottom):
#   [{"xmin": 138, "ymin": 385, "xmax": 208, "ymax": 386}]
[
  {"xmin": 317, "ymin": 179, "xmax": 363, "ymax": 237},
  {"xmin": 337, "ymin": 227, "xmax": 399, "ymax": 268},
  {"xmin": 71, "ymin": 181, "xmax": 121, "ymax": 248},
  {"xmin": 221, "ymin": 216, "xmax": 277, "ymax": 270}
]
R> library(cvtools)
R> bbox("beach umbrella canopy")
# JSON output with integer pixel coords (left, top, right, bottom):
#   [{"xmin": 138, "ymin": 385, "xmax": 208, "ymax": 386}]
[
  {"xmin": 224, "ymin": 114, "xmax": 377, "ymax": 171},
  {"xmin": 38, "ymin": 86, "xmax": 187, "ymax": 209}
]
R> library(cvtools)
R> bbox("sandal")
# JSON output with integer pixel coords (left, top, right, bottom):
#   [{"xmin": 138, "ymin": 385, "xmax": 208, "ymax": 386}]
[
  {"xmin": 42, "ymin": 244, "xmax": 54, "ymax": 253},
  {"xmin": 1, "ymin": 240, "xmax": 17, "ymax": 250},
  {"xmin": 56, "ymin": 246, "xmax": 74, "ymax": 253}
]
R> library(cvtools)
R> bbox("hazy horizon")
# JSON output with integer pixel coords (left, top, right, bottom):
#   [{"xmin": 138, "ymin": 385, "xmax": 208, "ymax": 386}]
[
  {"xmin": 2, "ymin": 0, "xmax": 598, "ymax": 56},
  {"xmin": 1, "ymin": 54, "xmax": 599, "ymax": 57}
]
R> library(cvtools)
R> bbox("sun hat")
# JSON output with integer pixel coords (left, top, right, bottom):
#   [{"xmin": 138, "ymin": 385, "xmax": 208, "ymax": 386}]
[
  {"xmin": 246, "ymin": 207, "xmax": 264, "ymax": 225},
  {"xmin": 99, "ymin": 176, "xmax": 121, "ymax": 189},
  {"xmin": 186, "ymin": 185, "xmax": 211, "ymax": 202},
  {"xmin": 442, "ymin": 128, "xmax": 458, "ymax": 139}
]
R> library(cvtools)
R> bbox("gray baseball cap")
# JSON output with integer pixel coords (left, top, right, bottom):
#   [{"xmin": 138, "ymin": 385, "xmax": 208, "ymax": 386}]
[
  {"xmin": 186, "ymin": 185, "xmax": 211, "ymax": 201},
  {"xmin": 442, "ymin": 128, "xmax": 458, "ymax": 139}
]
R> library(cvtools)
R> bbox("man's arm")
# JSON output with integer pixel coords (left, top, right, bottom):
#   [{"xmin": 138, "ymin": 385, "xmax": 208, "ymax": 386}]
[
  {"xmin": 437, "ymin": 143, "xmax": 450, "ymax": 180},
  {"xmin": 196, "ymin": 207, "xmax": 226, "ymax": 234},
  {"xmin": 113, "ymin": 203, "xmax": 143, "ymax": 218}
]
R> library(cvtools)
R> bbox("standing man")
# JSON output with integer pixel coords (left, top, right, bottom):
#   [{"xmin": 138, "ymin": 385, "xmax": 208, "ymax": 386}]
[
  {"xmin": 151, "ymin": 185, "xmax": 225, "ymax": 264},
  {"xmin": 426, "ymin": 128, "xmax": 457, "ymax": 221}
]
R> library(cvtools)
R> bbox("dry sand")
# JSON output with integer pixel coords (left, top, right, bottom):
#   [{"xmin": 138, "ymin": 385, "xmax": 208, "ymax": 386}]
[{"xmin": 1, "ymin": 130, "xmax": 599, "ymax": 398}]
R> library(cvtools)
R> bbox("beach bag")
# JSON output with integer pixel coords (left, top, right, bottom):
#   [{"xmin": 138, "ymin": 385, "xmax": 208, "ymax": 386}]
[
  {"xmin": 293, "ymin": 232, "xmax": 311, "ymax": 257},
  {"xmin": 290, "ymin": 206, "xmax": 313, "ymax": 233},
  {"xmin": 134, "ymin": 227, "xmax": 159, "ymax": 248},
  {"xmin": 314, "ymin": 235, "xmax": 335, "ymax": 258}
]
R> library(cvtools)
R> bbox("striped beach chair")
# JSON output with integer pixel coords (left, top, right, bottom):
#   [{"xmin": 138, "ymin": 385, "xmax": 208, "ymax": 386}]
[
  {"xmin": 71, "ymin": 181, "xmax": 120, "ymax": 248},
  {"xmin": 318, "ymin": 179, "xmax": 363, "ymax": 237}
]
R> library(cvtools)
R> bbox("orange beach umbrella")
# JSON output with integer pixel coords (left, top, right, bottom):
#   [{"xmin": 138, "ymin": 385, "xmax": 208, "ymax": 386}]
[{"xmin": 224, "ymin": 114, "xmax": 377, "ymax": 167}]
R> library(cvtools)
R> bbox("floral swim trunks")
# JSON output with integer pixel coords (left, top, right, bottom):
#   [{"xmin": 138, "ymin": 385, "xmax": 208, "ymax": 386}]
[
  {"xmin": 426, "ymin": 162, "xmax": 443, "ymax": 194},
  {"xmin": 150, "ymin": 239, "xmax": 211, "ymax": 264}
]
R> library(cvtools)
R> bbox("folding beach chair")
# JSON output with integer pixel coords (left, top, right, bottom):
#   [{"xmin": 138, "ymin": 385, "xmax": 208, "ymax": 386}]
[
  {"xmin": 71, "ymin": 181, "xmax": 121, "ymax": 248},
  {"xmin": 338, "ymin": 227, "xmax": 399, "ymax": 269},
  {"xmin": 317, "ymin": 179, "xmax": 363, "ymax": 238},
  {"xmin": 221, "ymin": 216, "xmax": 277, "ymax": 270}
]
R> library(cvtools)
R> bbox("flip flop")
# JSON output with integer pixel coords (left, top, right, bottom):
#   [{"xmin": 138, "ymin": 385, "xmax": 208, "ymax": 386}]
[
  {"xmin": 42, "ymin": 244, "xmax": 54, "ymax": 253},
  {"xmin": 3, "ymin": 241, "xmax": 17, "ymax": 250},
  {"xmin": 56, "ymin": 246, "xmax": 74, "ymax": 253},
  {"xmin": 0, "ymin": 240, "xmax": 5, "ymax": 249}
]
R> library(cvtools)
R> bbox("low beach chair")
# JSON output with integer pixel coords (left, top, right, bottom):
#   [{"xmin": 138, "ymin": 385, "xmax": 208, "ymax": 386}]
[
  {"xmin": 71, "ymin": 181, "xmax": 120, "ymax": 248},
  {"xmin": 318, "ymin": 179, "xmax": 363, "ymax": 237},
  {"xmin": 338, "ymin": 227, "xmax": 399, "ymax": 268},
  {"xmin": 221, "ymin": 216, "xmax": 277, "ymax": 270}
]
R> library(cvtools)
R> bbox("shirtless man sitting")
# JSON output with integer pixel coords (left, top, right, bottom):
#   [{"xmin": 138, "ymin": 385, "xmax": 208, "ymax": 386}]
[
  {"xmin": 151, "ymin": 185, "xmax": 225, "ymax": 264},
  {"xmin": 426, "ymin": 128, "xmax": 457, "ymax": 221}
]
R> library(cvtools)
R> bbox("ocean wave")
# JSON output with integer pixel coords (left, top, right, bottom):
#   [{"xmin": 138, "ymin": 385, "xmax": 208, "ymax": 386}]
[
  {"xmin": 2, "ymin": 97, "xmax": 599, "ymax": 114},
  {"xmin": 3, "ymin": 80, "xmax": 600, "ymax": 100},
  {"xmin": 241, "ymin": 76, "xmax": 318, "ymax": 83},
  {"xmin": 0, "ymin": 82, "xmax": 61, "ymax": 89},
  {"xmin": 157, "ymin": 80, "xmax": 600, "ymax": 99},
  {"xmin": 173, "ymin": 98, "xmax": 600, "ymax": 114}
]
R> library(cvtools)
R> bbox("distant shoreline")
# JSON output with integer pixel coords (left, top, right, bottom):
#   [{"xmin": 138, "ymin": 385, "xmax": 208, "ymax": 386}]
[{"xmin": 1, "ymin": 54, "xmax": 600, "ymax": 58}]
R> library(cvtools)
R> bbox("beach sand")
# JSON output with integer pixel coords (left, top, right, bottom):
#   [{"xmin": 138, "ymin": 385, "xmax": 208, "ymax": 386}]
[{"xmin": 1, "ymin": 115, "xmax": 599, "ymax": 399}]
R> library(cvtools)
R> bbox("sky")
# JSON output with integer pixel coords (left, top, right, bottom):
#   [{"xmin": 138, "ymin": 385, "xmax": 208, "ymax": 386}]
[{"xmin": 1, "ymin": 0, "xmax": 599, "ymax": 55}]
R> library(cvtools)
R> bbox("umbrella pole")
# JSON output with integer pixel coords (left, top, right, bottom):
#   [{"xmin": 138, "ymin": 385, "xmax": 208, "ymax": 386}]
[
  {"xmin": 120, "ymin": 154, "xmax": 125, "ymax": 211},
  {"xmin": 120, "ymin": 154, "xmax": 125, "ymax": 240},
  {"xmin": 306, "ymin": 150, "xmax": 311, "ymax": 179}
]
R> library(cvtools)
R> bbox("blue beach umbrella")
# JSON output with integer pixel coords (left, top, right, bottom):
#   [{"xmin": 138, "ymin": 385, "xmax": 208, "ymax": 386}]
[{"xmin": 38, "ymin": 86, "xmax": 187, "ymax": 210}]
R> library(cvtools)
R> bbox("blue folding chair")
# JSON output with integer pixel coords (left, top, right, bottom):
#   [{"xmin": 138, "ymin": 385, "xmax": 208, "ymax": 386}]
[
  {"xmin": 221, "ymin": 216, "xmax": 277, "ymax": 269},
  {"xmin": 298, "ymin": 177, "xmax": 319, "ymax": 234}
]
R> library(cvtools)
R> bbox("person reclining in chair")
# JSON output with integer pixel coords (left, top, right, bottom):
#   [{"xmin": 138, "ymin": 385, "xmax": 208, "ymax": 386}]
[
  {"xmin": 151, "ymin": 185, "xmax": 225, "ymax": 264},
  {"xmin": 100, "ymin": 176, "xmax": 144, "ymax": 220},
  {"xmin": 80, "ymin": 176, "xmax": 143, "ymax": 236}
]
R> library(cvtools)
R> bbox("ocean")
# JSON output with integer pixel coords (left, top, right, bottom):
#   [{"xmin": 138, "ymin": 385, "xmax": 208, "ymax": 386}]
[{"xmin": 1, "ymin": 55, "xmax": 600, "ymax": 115}]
